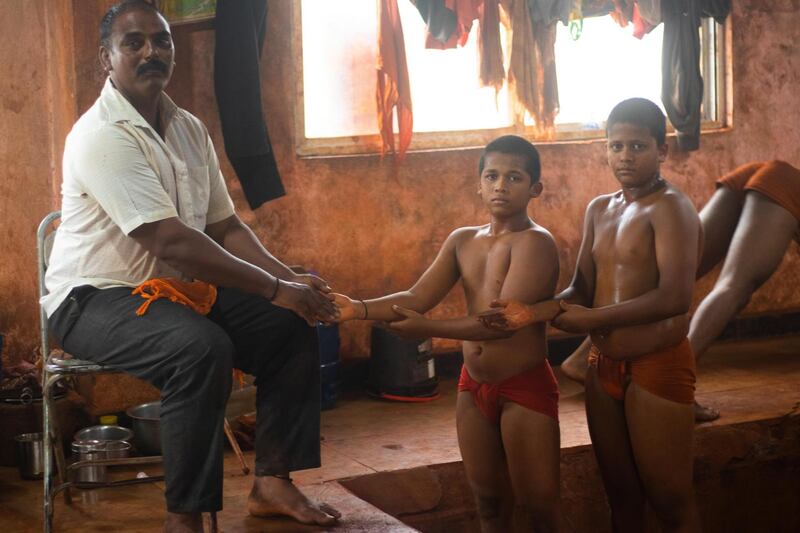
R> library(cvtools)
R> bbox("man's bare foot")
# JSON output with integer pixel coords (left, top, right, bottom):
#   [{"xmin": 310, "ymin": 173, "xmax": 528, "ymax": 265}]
[
  {"xmin": 164, "ymin": 511, "xmax": 203, "ymax": 533},
  {"xmin": 248, "ymin": 475, "xmax": 341, "ymax": 526},
  {"xmin": 694, "ymin": 401, "xmax": 720, "ymax": 423}
]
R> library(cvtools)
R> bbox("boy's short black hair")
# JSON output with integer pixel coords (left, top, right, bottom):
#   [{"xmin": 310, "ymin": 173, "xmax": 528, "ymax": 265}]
[
  {"xmin": 100, "ymin": 0, "xmax": 163, "ymax": 47},
  {"xmin": 606, "ymin": 98, "xmax": 667, "ymax": 146},
  {"xmin": 479, "ymin": 135, "xmax": 541, "ymax": 184}
]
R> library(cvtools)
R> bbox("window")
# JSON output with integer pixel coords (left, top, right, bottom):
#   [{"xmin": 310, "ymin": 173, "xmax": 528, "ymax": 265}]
[{"xmin": 295, "ymin": 0, "xmax": 727, "ymax": 156}]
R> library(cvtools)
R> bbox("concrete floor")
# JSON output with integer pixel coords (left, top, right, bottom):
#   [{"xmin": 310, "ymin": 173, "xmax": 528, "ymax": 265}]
[{"xmin": 1, "ymin": 335, "xmax": 799, "ymax": 532}]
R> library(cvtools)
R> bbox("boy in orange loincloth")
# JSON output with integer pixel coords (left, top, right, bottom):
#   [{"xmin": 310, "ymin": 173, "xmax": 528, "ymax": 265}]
[
  {"xmin": 555, "ymin": 158, "xmax": 800, "ymax": 422},
  {"xmin": 483, "ymin": 98, "xmax": 702, "ymax": 532},
  {"xmin": 334, "ymin": 135, "xmax": 563, "ymax": 532}
]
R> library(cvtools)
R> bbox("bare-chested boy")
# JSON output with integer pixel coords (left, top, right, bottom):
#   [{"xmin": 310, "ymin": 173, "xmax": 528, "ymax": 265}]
[
  {"xmin": 334, "ymin": 135, "xmax": 562, "ymax": 532},
  {"xmin": 483, "ymin": 99, "xmax": 702, "ymax": 532}
]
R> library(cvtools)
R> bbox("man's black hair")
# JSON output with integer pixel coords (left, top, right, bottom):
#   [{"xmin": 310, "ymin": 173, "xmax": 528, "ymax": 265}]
[
  {"xmin": 606, "ymin": 98, "xmax": 667, "ymax": 146},
  {"xmin": 479, "ymin": 135, "xmax": 541, "ymax": 184},
  {"xmin": 100, "ymin": 0, "xmax": 163, "ymax": 47}
]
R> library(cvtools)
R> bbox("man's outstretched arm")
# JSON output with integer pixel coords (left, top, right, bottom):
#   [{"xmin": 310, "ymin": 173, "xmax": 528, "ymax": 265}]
[
  {"xmin": 131, "ymin": 216, "xmax": 337, "ymax": 324},
  {"xmin": 205, "ymin": 214, "xmax": 330, "ymax": 292}
]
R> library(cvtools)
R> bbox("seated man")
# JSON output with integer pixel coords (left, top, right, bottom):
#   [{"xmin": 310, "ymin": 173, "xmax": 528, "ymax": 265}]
[
  {"xmin": 558, "ymin": 160, "xmax": 800, "ymax": 422},
  {"xmin": 42, "ymin": 2, "xmax": 339, "ymax": 530}
]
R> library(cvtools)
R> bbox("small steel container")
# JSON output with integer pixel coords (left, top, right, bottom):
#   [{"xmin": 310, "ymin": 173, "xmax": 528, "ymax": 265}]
[
  {"xmin": 71, "ymin": 440, "xmax": 107, "ymax": 483},
  {"xmin": 14, "ymin": 433, "xmax": 48, "ymax": 480}
]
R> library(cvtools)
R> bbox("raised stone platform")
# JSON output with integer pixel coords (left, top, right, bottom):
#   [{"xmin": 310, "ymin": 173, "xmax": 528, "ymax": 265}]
[{"xmin": 1, "ymin": 336, "xmax": 798, "ymax": 532}]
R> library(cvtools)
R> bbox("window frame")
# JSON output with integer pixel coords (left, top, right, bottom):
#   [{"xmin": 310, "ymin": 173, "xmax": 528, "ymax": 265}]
[{"xmin": 291, "ymin": 1, "xmax": 731, "ymax": 158}]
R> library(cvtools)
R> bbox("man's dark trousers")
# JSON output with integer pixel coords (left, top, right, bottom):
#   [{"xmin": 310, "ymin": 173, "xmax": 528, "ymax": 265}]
[{"xmin": 50, "ymin": 285, "xmax": 321, "ymax": 513}]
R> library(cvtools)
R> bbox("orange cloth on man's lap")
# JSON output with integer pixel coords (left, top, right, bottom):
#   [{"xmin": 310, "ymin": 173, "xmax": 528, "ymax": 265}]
[{"xmin": 131, "ymin": 277, "xmax": 217, "ymax": 316}]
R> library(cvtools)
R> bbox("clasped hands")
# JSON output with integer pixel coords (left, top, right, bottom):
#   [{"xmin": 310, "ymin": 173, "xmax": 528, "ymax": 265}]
[
  {"xmin": 330, "ymin": 293, "xmax": 430, "ymax": 339},
  {"xmin": 477, "ymin": 298, "xmax": 601, "ymax": 334},
  {"xmin": 328, "ymin": 293, "xmax": 601, "ymax": 338}
]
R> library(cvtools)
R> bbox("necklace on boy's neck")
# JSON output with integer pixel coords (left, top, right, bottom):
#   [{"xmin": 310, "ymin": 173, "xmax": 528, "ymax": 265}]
[{"xmin": 627, "ymin": 174, "xmax": 666, "ymax": 200}]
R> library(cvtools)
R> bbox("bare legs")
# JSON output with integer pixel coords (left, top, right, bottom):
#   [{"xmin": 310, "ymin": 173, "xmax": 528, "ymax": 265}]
[
  {"xmin": 585, "ymin": 369, "xmax": 699, "ymax": 532},
  {"xmin": 457, "ymin": 392, "xmax": 561, "ymax": 532},
  {"xmin": 689, "ymin": 191, "xmax": 798, "ymax": 359}
]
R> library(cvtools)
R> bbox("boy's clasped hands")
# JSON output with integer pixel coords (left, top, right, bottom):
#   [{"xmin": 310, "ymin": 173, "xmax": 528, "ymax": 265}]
[{"xmin": 330, "ymin": 293, "xmax": 432, "ymax": 338}]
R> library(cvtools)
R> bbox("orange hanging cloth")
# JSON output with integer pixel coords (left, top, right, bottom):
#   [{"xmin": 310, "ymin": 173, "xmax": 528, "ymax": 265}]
[
  {"xmin": 132, "ymin": 278, "xmax": 217, "ymax": 317},
  {"xmin": 377, "ymin": 0, "xmax": 413, "ymax": 160}
]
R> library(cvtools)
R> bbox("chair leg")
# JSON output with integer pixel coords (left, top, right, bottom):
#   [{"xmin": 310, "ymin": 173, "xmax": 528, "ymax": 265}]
[
  {"xmin": 43, "ymin": 372, "xmax": 67, "ymax": 533},
  {"xmin": 223, "ymin": 418, "xmax": 249, "ymax": 475}
]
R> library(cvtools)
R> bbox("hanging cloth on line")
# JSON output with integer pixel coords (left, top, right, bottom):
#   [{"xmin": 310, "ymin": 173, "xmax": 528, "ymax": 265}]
[
  {"xmin": 661, "ymin": 0, "xmax": 730, "ymax": 151},
  {"xmin": 505, "ymin": 0, "xmax": 560, "ymax": 137},
  {"xmin": 412, "ymin": 0, "xmax": 482, "ymax": 49},
  {"xmin": 214, "ymin": 0, "xmax": 285, "ymax": 210},
  {"xmin": 377, "ymin": 0, "xmax": 414, "ymax": 160},
  {"xmin": 479, "ymin": 0, "xmax": 505, "ymax": 92}
]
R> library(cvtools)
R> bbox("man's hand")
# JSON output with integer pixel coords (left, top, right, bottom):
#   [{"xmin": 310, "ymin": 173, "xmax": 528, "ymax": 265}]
[
  {"xmin": 330, "ymin": 293, "xmax": 364, "ymax": 322},
  {"xmin": 273, "ymin": 280, "xmax": 338, "ymax": 326},
  {"xmin": 291, "ymin": 272, "xmax": 332, "ymax": 294},
  {"xmin": 383, "ymin": 305, "xmax": 429, "ymax": 339},
  {"xmin": 552, "ymin": 301, "xmax": 599, "ymax": 333}
]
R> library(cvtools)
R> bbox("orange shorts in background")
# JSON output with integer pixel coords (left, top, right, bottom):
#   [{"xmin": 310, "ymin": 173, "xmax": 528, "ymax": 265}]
[
  {"xmin": 458, "ymin": 361, "xmax": 559, "ymax": 423},
  {"xmin": 588, "ymin": 338, "xmax": 696, "ymax": 404},
  {"xmin": 717, "ymin": 160, "xmax": 800, "ymax": 242}
]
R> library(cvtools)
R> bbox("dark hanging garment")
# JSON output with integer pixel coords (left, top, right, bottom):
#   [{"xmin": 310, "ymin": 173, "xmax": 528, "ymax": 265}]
[
  {"xmin": 214, "ymin": 0, "xmax": 285, "ymax": 209},
  {"xmin": 411, "ymin": 0, "xmax": 458, "ymax": 45},
  {"xmin": 661, "ymin": 0, "xmax": 729, "ymax": 152}
]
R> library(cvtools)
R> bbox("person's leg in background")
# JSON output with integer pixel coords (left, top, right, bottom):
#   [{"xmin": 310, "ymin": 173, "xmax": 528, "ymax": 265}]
[{"xmin": 689, "ymin": 191, "xmax": 798, "ymax": 362}]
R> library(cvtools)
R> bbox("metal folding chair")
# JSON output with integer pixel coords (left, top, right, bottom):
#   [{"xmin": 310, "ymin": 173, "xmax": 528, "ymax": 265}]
[{"xmin": 37, "ymin": 211, "xmax": 248, "ymax": 532}]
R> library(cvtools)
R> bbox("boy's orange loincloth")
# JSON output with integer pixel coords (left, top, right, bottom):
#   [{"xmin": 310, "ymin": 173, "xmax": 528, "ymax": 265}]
[
  {"xmin": 458, "ymin": 361, "xmax": 559, "ymax": 423},
  {"xmin": 588, "ymin": 338, "xmax": 696, "ymax": 404},
  {"xmin": 717, "ymin": 160, "xmax": 800, "ymax": 242}
]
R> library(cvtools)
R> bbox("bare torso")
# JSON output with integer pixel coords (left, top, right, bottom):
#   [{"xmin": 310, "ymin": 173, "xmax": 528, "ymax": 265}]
[
  {"xmin": 458, "ymin": 225, "xmax": 555, "ymax": 383},
  {"xmin": 589, "ymin": 186, "xmax": 691, "ymax": 358}
]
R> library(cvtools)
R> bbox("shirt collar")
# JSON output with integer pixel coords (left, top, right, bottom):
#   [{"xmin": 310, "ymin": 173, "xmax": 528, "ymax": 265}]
[{"xmin": 101, "ymin": 77, "xmax": 179, "ymax": 130}]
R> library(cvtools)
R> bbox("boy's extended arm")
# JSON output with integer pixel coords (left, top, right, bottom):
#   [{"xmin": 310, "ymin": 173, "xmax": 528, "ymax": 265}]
[
  {"xmin": 389, "ymin": 229, "xmax": 560, "ymax": 340},
  {"xmin": 555, "ymin": 193, "xmax": 699, "ymax": 333},
  {"xmin": 333, "ymin": 229, "xmax": 465, "ymax": 322},
  {"xmin": 383, "ymin": 306, "xmax": 512, "ymax": 340}
]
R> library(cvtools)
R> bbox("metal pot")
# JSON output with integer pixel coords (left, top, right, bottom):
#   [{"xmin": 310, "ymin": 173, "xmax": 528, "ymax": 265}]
[
  {"xmin": 71, "ymin": 440, "xmax": 107, "ymax": 483},
  {"xmin": 125, "ymin": 401, "xmax": 161, "ymax": 455},
  {"xmin": 74, "ymin": 425, "xmax": 133, "ymax": 443}
]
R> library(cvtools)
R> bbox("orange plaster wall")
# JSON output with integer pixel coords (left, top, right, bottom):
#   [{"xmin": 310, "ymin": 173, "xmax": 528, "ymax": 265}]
[
  {"xmin": 1, "ymin": 1, "xmax": 799, "ymax": 368},
  {"xmin": 0, "ymin": 0, "xmax": 75, "ymax": 368}
]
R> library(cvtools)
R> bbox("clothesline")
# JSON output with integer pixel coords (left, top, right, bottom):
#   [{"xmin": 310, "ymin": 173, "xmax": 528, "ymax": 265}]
[{"xmin": 376, "ymin": 0, "xmax": 730, "ymax": 160}]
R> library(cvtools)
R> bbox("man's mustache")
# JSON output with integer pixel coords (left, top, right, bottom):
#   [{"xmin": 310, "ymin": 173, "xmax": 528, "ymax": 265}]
[{"xmin": 137, "ymin": 59, "xmax": 169, "ymax": 76}]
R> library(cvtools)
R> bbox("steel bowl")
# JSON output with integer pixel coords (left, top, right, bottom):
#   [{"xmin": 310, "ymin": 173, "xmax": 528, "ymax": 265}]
[
  {"xmin": 125, "ymin": 401, "xmax": 161, "ymax": 455},
  {"xmin": 73, "ymin": 425, "xmax": 133, "ymax": 443}
]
